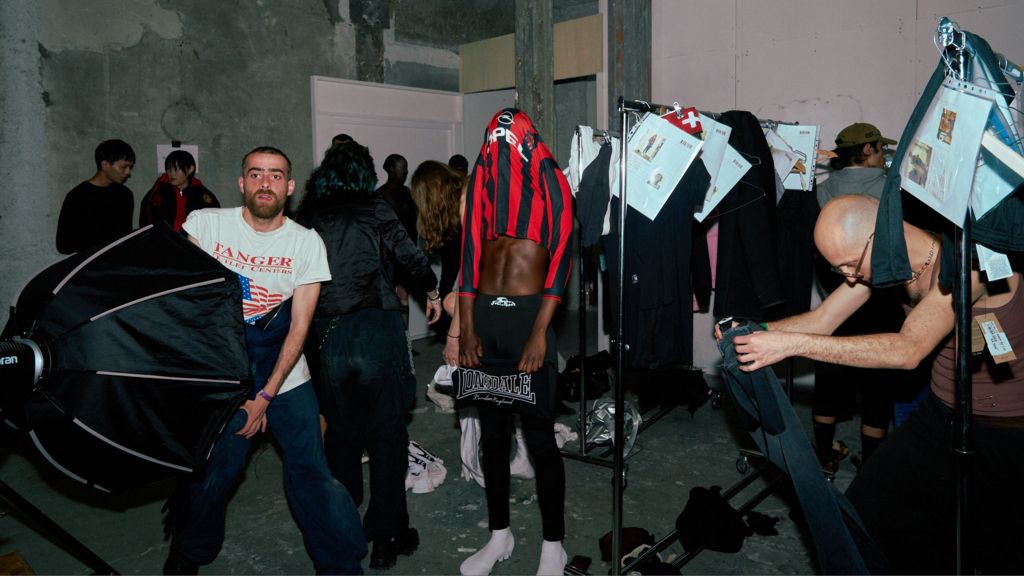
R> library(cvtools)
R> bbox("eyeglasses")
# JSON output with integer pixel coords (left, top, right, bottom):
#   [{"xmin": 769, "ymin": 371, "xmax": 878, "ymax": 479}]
[{"xmin": 831, "ymin": 233, "xmax": 874, "ymax": 279}]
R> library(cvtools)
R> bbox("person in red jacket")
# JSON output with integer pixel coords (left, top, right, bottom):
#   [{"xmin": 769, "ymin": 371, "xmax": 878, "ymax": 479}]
[{"xmin": 140, "ymin": 150, "xmax": 219, "ymax": 232}]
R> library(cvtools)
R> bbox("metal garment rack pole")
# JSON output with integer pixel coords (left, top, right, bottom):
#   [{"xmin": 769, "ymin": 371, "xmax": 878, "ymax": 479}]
[
  {"xmin": 940, "ymin": 23, "xmax": 1024, "ymax": 573},
  {"xmin": 608, "ymin": 96, "xmax": 690, "ymax": 573},
  {"xmin": 563, "ymin": 163, "xmax": 614, "ymax": 470},
  {"xmin": 604, "ymin": 96, "xmax": 803, "ymax": 572},
  {"xmin": 562, "ymin": 126, "xmax": 679, "ymax": 471},
  {"xmin": 602, "ymin": 95, "xmax": 786, "ymax": 569},
  {"xmin": 619, "ymin": 460, "xmax": 786, "ymax": 573},
  {"xmin": 944, "ymin": 22, "xmax": 974, "ymax": 575},
  {"xmin": 562, "ymin": 127, "xmax": 614, "ymax": 469}
]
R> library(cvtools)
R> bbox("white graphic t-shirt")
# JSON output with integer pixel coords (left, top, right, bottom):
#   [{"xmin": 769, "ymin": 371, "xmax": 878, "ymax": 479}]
[{"xmin": 184, "ymin": 207, "xmax": 330, "ymax": 394}]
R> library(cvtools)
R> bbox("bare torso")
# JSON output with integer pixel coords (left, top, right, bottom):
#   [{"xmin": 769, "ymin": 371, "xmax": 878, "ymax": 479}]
[
  {"xmin": 478, "ymin": 235, "xmax": 548, "ymax": 295},
  {"xmin": 903, "ymin": 245, "xmax": 1019, "ymax": 311}
]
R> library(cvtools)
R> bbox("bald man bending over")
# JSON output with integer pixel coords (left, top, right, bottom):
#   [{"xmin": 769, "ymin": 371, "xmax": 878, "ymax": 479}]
[{"xmin": 722, "ymin": 194, "xmax": 1024, "ymax": 573}]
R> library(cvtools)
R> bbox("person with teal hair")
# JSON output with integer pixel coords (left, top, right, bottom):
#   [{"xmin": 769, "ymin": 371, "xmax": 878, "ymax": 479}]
[{"xmin": 298, "ymin": 141, "xmax": 442, "ymax": 571}]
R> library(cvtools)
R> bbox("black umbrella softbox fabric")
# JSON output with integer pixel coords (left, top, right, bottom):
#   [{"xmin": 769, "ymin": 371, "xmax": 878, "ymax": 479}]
[{"xmin": 5, "ymin": 223, "xmax": 250, "ymax": 493}]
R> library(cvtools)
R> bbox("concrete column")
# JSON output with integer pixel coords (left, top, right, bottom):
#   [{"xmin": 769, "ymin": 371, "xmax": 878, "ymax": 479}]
[
  {"xmin": 607, "ymin": 0, "xmax": 650, "ymax": 128},
  {"xmin": 352, "ymin": 0, "xmax": 385, "ymax": 83},
  {"xmin": 0, "ymin": 0, "xmax": 53, "ymax": 309},
  {"xmin": 514, "ymin": 0, "xmax": 556, "ymax": 158}
]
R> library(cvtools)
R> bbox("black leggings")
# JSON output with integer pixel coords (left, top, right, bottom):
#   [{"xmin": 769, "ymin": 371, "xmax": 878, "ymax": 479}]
[{"xmin": 474, "ymin": 294, "xmax": 564, "ymax": 541}]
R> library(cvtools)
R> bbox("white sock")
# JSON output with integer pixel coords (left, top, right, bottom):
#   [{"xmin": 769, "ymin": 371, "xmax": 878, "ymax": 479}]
[
  {"xmin": 536, "ymin": 540, "xmax": 567, "ymax": 576},
  {"xmin": 460, "ymin": 528, "xmax": 514, "ymax": 576}
]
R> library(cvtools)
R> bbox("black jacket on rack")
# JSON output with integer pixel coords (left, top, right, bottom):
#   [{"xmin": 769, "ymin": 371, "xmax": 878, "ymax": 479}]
[
  {"xmin": 712, "ymin": 111, "xmax": 786, "ymax": 321},
  {"xmin": 603, "ymin": 160, "xmax": 710, "ymax": 369},
  {"xmin": 771, "ymin": 187, "xmax": 819, "ymax": 319}
]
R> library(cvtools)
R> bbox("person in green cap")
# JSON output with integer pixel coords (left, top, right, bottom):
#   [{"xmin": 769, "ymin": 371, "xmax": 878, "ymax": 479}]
[
  {"xmin": 810, "ymin": 122, "xmax": 914, "ymax": 473},
  {"xmin": 816, "ymin": 122, "xmax": 896, "ymax": 206}
]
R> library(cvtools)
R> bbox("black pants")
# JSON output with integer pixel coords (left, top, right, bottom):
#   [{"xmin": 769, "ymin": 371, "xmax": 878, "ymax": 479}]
[
  {"xmin": 474, "ymin": 294, "xmax": 564, "ymax": 541},
  {"xmin": 846, "ymin": 394, "xmax": 1024, "ymax": 574},
  {"xmin": 314, "ymin": 307, "xmax": 415, "ymax": 541}
]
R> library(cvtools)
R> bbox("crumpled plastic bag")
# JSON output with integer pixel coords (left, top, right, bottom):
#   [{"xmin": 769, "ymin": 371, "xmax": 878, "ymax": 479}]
[{"xmin": 585, "ymin": 398, "xmax": 642, "ymax": 457}]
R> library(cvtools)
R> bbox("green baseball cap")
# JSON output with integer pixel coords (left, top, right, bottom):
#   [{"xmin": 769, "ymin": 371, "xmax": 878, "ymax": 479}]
[{"xmin": 835, "ymin": 122, "xmax": 897, "ymax": 148}]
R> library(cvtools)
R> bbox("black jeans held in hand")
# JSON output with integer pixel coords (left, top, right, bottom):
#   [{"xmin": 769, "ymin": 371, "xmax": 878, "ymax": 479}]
[{"xmin": 717, "ymin": 323, "xmax": 886, "ymax": 575}]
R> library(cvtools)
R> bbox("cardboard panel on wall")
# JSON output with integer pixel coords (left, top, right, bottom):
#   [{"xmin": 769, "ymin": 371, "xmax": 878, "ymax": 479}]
[{"xmin": 460, "ymin": 13, "xmax": 603, "ymax": 93}]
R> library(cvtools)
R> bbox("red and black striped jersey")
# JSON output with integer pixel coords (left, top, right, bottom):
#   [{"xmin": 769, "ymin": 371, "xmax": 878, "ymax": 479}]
[{"xmin": 459, "ymin": 108, "xmax": 574, "ymax": 302}]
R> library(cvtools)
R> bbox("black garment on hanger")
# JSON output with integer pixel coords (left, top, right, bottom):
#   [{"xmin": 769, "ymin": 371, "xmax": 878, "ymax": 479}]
[
  {"xmin": 769, "ymin": 188, "xmax": 819, "ymax": 319},
  {"xmin": 713, "ymin": 111, "xmax": 785, "ymax": 321},
  {"xmin": 576, "ymin": 142, "xmax": 612, "ymax": 248},
  {"xmin": 691, "ymin": 219, "xmax": 712, "ymax": 313},
  {"xmin": 602, "ymin": 160, "xmax": 710, "ymax": 369}
]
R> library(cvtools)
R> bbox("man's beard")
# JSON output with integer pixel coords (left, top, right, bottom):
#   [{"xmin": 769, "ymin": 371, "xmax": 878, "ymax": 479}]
[{"xmin": 245, "ymin": 189, "xmax": 286, "ymax": 219}]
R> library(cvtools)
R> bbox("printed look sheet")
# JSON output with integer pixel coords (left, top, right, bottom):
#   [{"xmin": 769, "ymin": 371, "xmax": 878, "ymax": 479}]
[{"xmin": 625, "ymin": 113, "xmax": 703, "ymax": 221}]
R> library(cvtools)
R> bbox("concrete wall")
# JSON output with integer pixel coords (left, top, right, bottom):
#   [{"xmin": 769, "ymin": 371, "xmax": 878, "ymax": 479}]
[
  {"xmin": 6, "ymin": 0, "xmax": 1020, "ymax": 348},
  {"xmin": 650, "ymin": 0, "xmax": 1024, "ymax": 372},
  {"xmin": 0, "ymin": 0, "xmax": 497, "ymax": 313}
]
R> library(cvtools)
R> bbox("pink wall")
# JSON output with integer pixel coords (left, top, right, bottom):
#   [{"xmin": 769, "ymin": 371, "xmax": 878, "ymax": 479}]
[{"xmin": 650, "ymin": 0, "xmax": 1024, "ymax": 373}]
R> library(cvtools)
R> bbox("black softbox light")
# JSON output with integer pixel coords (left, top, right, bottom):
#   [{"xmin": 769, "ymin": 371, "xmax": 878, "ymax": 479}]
[{"xmin": 2, "ymin": 223, "xmax": 250, "ymax": 493}]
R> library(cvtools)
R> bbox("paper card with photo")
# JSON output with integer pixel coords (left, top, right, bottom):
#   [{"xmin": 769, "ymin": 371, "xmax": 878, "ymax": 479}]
[
  {"xmin": 969, "ymin": 114, "xmax": 1024, "ymax": 219},
  {"xmin": 775, "ymin": 124, "xmax": 819, "ymax": 192},
  {"xmin": 899, "ymin": 77, "xmax": 993, "ymax": 225},
  {"xmin": 764, "ymin": 129, "xmax": 799, "ymax": 184},
  {"xmin": 625, "ymin": 113, "xmax": 703, "ymax": 221},
  {"xmin": 695, "ymin": 145, "xmax": 752, "ymax": 222},
  {"xmin": 971, "ymin": 144, "xmax": 1024, "ymax": 218}
]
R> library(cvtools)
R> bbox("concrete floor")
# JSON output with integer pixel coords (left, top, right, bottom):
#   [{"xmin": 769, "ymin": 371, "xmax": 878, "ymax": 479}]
[{"xmin": 0, "ymin": 316, "xmax": 863, "ymax": 575}]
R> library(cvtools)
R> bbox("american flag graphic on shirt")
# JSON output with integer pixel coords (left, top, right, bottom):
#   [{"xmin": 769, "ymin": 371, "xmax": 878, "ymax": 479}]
[{"xmin": 238, "ymin": 274, "xmax": 283, "ymax": 323}]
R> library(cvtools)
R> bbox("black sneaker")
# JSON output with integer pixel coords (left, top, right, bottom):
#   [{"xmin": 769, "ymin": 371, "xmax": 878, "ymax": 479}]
[
  {"xmin": 163, "ymin": 552, "xmax": 199, "ymax": 575},
  {"xmin": 369, "ymin": 527, "xmax": 419, "ymax": 570}
]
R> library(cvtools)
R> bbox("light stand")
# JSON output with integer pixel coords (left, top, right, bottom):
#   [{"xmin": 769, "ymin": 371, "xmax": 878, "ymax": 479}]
[{"xmin": 1, "ymin": 336, "xmax": 118, "ymax": 574}]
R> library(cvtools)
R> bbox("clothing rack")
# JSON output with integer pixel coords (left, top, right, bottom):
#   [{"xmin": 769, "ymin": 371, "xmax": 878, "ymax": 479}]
[
  {"xmin": 561, "ymin": 126, "xmax": 694, "ymax": 472},
  {"xmin": 570, "ymin": 98, "xmax": 813, "ymax": 572}
]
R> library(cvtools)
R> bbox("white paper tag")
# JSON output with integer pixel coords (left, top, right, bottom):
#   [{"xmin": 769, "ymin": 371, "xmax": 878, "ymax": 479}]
[
  {"xmin": 977, "ymin": 244, "xmax": 1013, "ymax": 280},
  {"xmin": 981, "ymin": 320, "xmax": 1013, "ymax": 356}
]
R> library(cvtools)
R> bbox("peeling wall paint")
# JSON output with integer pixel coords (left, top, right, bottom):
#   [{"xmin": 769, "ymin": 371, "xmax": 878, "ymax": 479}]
[
  {"xmin": 39, "ymin": 0, "xmax": 183, "ymax": 53},
  {"xmin": 1, "ymin": 0, "xmax": 513, "ymax": 309}
]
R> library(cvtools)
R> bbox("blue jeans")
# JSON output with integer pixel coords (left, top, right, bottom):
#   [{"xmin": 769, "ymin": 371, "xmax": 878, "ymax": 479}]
[
  {"xmin": 315, "ymin": 308, "xmax": 415, "ymax": 541},
  {"xmin": 170, "ymin": 382, "xmax": 367, "ymax": 574}
]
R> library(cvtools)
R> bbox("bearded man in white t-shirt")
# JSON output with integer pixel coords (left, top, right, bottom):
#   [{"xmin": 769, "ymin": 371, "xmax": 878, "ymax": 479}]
[{"xmin": 163, "ymin": 147, "xmax": 367, "ymax": 575}]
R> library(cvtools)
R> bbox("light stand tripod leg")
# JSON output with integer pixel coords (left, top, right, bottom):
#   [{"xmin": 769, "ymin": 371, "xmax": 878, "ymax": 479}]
[{"xmin": 0, "ymin": 478, "xmax": 118, "ymax": 575}]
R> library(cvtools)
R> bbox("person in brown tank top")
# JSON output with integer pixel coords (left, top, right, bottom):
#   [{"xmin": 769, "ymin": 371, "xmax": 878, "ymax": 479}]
[{"xmin": 717, "ymin": 194, "xmax": 1024, "ymax": 573}]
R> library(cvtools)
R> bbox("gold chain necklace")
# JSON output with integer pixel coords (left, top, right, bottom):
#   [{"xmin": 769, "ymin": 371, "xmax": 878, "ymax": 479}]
[{"xmin": 906, "ymin": 239, "xmax": 936, "ymax": 284}]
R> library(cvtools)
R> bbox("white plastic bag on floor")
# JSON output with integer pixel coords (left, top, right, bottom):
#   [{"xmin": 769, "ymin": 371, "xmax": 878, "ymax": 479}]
[
  {"xmin": 426, "ymin": 365, "xmax": 456, "ymax": 413},
  {"xmin": 460, "ymin": 410, "xmax": 558, "ymax": 488}
]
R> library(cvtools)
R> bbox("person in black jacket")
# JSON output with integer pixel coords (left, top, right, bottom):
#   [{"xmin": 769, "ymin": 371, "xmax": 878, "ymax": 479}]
[{"xmin": 297, "ymin": 141, "xmax": 441, "ymax": 571}]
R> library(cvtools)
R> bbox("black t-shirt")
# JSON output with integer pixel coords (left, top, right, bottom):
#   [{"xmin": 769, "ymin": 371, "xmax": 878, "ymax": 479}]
[{"xmin": 56, "ymin": 181, "xmax": 134, "ymax": 254}]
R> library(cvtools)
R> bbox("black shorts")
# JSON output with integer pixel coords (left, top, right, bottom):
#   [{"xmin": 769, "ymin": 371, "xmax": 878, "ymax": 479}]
[{"xmin": 473, "ymin": 293, "xmax": 556, "ymax": 365}]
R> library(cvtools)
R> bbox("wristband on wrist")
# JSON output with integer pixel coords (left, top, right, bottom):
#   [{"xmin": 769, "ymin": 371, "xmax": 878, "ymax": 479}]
[
  {"xmin": 258, "ymin": 389, "xmax": 274, "ymax": 402},
  {"xmin": 447, "ymin": 333, "xmax": 460, "ymax": 339},
  {"xmin": 759, "ymin": 322, "xmax": 769, "ymax": 331},
  {"xmin": 427, "ymin": 290, "xmax": 440, "ymax": 302}
]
